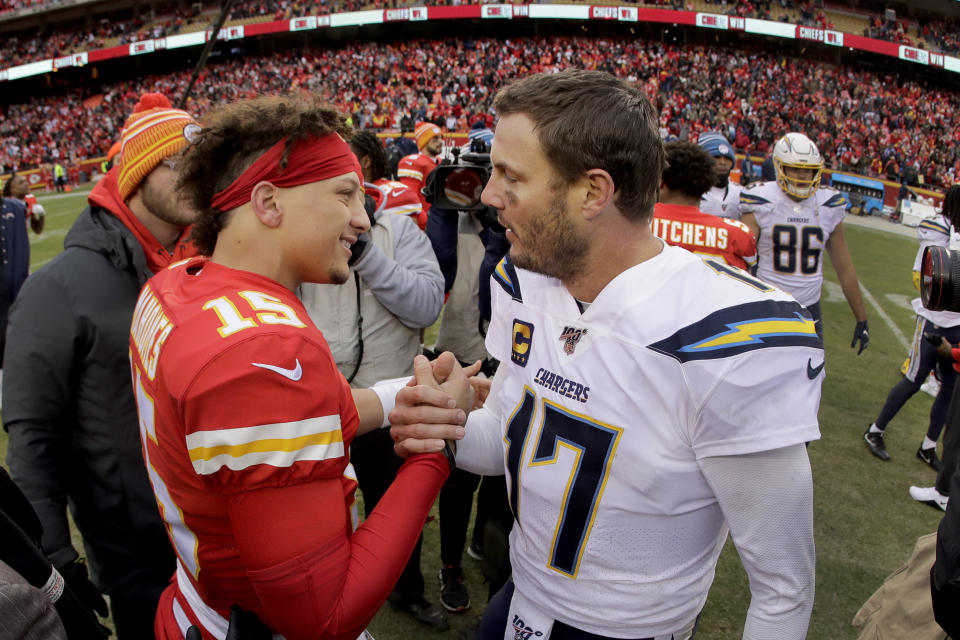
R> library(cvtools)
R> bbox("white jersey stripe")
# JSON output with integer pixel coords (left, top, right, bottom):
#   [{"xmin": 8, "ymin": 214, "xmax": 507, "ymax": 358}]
[
  {"xmin": 397, "ymin": 169, "xmax": 423, "ymax": 180},
  {"xmin": 186, "ymin": 414, "xmax": 340, "ymax": 448},
  {"xmin": 186, "ymin": 415, "xmax": 344, "ymax": 474},
  {"xmin": 175, "ymin": 563, "xmax": 288, "ymax": 640},
  {"xmin": 385, "ymin": 204, "xmax": 422, "ymax": 216}
]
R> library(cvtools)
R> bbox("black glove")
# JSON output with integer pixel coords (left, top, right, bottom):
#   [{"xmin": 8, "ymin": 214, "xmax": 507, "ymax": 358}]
[
  {"xmin": 851, "ymin": 320, "xmax": 869, "ymax": 355},
  {"xmin": 227, "ymin": 604, "xmax": 273, "ymax": 640},
  {"xmin": 186, "ymin": 605, "xmax": 271, "ymax": 640},
  {"xmin": 59, "ymin": 559, "xmax": 109, "ymax": 618}
]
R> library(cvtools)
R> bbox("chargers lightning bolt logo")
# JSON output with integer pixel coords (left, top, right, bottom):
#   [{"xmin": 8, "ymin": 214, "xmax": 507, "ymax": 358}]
[{"xmin": 648, "ymin": 300, "xmax": 822, "ymax": 363}]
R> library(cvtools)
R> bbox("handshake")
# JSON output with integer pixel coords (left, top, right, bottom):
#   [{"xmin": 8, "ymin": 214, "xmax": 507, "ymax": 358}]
[{"xmin": 388, "ymin": 351, "xmax": 491, "ymax": 460}]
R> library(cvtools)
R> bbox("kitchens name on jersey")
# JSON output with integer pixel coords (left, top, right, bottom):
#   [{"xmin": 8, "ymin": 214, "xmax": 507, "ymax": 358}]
[
  {"xmin": 651, "ymin": 218, "xmax": 730, "ymax": 249},
  {"xmin": 131, "ymin": 288, "xmax": 173, "ymax": 381}
]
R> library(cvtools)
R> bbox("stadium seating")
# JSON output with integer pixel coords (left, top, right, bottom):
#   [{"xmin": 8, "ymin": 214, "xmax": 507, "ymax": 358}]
[
  {"xmin": 1, "ymin": 0, "xmax": 958, "ymax": 67},
  {"xmin": 2, "ymin": 35, "xmax": 959, "ymax": 190}
]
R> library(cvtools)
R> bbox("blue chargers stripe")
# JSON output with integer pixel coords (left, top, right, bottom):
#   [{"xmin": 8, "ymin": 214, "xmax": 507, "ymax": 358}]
[
  {"xmin": 493, "ymin": 256, "xmax": 523, "ymax": 302},
  {"xmin": 647, "ymin": 299, "xmax": 822, "ymax": 363},
  {"xmin": 824, "ymin": 193, "xmax": 847, "ymax": 208},
  {"xmin": 919, "ymin": 219, "xmax": 949, "ymax": 234},
  {"xmin": 739, "ymin": 193, "xmax": 770, "ymax": 205}
]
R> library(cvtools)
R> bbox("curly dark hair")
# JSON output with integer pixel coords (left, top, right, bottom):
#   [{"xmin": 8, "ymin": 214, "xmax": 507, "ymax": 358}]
[
  {"xmin": 178, "ymin": 93, "xmax": 353, "ymax": 255},
  {"xmin": 661, "ymin": 141, "xmax": 718, "ymax": 200},
  {"xmin": 943, "ymin": 184, "xmax": 960, "ymax": 230},
  {"xmin": 349, "ymin": 130, "xmax": 386, "ymax": 182}
]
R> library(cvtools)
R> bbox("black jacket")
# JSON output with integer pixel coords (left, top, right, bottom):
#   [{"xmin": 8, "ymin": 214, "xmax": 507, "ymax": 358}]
[
  {"xmin": 933, "ymin": 469, "xmax": 960, "ymax": 637},
  {"xmin": 2, "ymin": 205, "xmax": 175, "ymax": 594}
]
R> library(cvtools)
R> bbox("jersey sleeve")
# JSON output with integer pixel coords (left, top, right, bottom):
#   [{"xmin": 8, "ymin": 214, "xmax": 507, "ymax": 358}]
[
  {"xmin": 397, "ymin": 156, "xmax": 424, "ymax": 184},
  {"xmin": 733, "ymin": 184, "xmax": 774, "ymax": 218},
  {"xmin": 180, "ymin": 332, "xmax": 356, "ymax": 495},
  {"xmin": 648, "ymin": 296, "xmax": 823, "ymax": 458},
  {"xmin": 725, "ymin": 219, "xmax": 757, "ymax": 268},
  {"xmin": 819, "ymin": 190, "xmax": 848, "ymax": 236},
  {"xmin": 687, "ymin": 345, "xmax": 822, "ymax": 459},
  {"xmin": 914, "ymin": 215, "xmax": 951, "ymax": 271},
  {"xmin": 382, "ymin": 185, "xmax": 424, "ymax": 219}
]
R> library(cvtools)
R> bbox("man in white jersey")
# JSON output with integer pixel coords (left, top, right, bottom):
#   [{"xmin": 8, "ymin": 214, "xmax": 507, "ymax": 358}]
[
  {"xmin": 698, "ymin": 132, "xmax": 743, "ymax": 219},
  {"xmin": 731, "ymin": 132, "xmax": 869, "ymax": 348},
  {"xmin": 866, "ymin": 186, "xmax": 960, "ymax": 482},
  {"xmin": 390, "ymin": 70, "xmax": 821, "ymax": 640}
]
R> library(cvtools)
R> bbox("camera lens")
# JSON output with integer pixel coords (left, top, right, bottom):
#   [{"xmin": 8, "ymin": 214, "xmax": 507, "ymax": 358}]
[{"xmin": 921, "ymin": 246, "xmax": 960, "ymax": 312}]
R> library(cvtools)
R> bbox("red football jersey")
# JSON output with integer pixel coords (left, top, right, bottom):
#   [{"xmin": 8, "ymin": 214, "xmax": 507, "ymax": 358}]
[
  {"xmin": 24, "ymin": 192, "xmax": 37, "ymax": 217},
  {"xmin": 396, "ymin": 153, "xmax": 437, "ymax": 211},
  {"xmin": 373, "ymin": 178, "xmax": 426, "ymax": 230},
  {"xmin": 652, "ymin": 202, "xmax": 757, "ymax": 270},
  {"xmin": 130, "ymin": 257, "xmax": 449, "ymax": 640}
]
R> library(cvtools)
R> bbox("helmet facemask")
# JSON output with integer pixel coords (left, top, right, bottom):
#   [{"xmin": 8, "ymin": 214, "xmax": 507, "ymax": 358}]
[{"xmin": 775, "ymin": 160, "xmax": 822, "ymax": 199}]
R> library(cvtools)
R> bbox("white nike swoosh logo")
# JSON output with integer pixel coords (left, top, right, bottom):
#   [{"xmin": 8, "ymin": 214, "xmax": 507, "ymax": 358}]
[
  {"xmin": 390, "ymin": 189, "xmax": 404, "ymax": 198},
  {"xmin": 251, "ymin": 359, "xmax": 303, "ymax": 381}
]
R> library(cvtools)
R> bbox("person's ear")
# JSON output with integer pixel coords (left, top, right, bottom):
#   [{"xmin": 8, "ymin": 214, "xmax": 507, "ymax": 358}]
[
  {"xmin": 250, "ymin": 181, "xmax": 282, "ymax": 228},
  {"xmin": 581, "ymin": 168, "xmax": 616, "ymax": 220}
]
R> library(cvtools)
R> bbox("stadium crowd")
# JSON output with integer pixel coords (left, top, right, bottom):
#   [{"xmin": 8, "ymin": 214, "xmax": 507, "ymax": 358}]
[
  {"xmin": 3, "ymin": 0, "xmax": 959, "ymax": 68},
  {"xmin": 3, "ymin": 35, "xmax": 960, "ymax": 189}
]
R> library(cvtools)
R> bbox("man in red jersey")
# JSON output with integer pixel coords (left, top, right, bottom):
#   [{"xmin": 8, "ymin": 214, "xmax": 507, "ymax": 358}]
[
  {"xmin": 652, "ymin": 141, "xmax": 757, "ymax": 270},
  {"xmin": 129, "ymin": 95, "xmax": 473, "ymax": 640},
  {"xmin": 350, "ymin": 129, "xmax": 426, "ymax": 230},
  {"xmin": 397, "ymin": 122, "xmax": 443, "ymax": 210}
]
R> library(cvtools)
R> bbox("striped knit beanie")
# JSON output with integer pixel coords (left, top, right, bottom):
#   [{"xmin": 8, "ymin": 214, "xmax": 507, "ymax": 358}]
[
  {"xmin": 414, "ymin": 122, "xmax": 441, "ymax": 151},
  {"xmin": 117, "ymin": 93, "xmax": 200, "ymax": 200},
  {"xmin": 697, "ymin": 132, "xmax": 735, "ymax": 161}
]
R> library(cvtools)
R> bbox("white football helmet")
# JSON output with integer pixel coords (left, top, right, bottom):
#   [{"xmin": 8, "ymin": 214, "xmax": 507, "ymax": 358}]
[{"xmin": 773, "ymin": 132, "xmax": 823, "ymax": 199}]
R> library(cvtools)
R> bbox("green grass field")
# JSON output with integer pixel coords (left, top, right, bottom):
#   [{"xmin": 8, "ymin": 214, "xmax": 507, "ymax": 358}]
[{"xmin": 2, "ymin": 187, "xmax": 948, "ymax": 639}]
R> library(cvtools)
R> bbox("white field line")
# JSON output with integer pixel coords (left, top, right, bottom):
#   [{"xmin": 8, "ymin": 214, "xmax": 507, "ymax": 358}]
[{"xmin": 861, "ymin": 283, "xmax": 910, "ymax": 351}]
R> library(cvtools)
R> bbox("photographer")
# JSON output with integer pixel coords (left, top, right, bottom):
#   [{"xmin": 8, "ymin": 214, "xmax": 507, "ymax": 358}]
[{"xmin": 422, "ymin": 126, "xmax": 514, "ymax": 613}]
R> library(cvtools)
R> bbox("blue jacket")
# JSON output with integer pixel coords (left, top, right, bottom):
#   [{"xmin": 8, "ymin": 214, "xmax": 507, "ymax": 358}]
[{"xmin": 1, "ymin": 197, "xmax": 29, "ymax": 340}]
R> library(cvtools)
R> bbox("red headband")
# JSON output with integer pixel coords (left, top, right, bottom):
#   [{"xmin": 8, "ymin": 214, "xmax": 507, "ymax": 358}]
[{"xmin": 210, "ymin": 133, "xmax": 363, "ymax": 212}]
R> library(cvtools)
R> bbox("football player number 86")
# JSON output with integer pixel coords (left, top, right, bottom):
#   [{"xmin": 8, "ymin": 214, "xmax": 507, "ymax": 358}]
[
  {"xmin": 772, "ymin": 224, "xmax": 824, "ymax": 274},
  {"xmin": 504, "ymin": 388, "xmax": 622, "ymax": 578}
]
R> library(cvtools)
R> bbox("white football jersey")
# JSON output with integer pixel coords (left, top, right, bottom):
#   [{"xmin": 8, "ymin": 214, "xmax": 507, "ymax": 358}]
[
  {"xmin": 485, "ymin": 244, "xmax": 822, "ymax": 637},
  {"xmin": 700, "ymin": 182, "xmax": 743, "ymax": 219},
  {"xmin": 734, "ymin": 180, "xmax": 847, "ymax": 307}
]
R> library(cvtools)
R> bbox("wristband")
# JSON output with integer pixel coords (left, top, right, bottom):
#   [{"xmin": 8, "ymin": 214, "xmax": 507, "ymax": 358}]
[
  {"xmin": 41, "ymin": 566, "xmax": 65, "ymax": 603},
  {"xmin": 370, "ymin": 376, "xmax": 412, "ymax": 428}
]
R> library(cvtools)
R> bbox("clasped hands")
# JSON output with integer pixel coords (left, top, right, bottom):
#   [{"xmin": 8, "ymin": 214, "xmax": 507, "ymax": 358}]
[{"xmin": 389, "ymin": 351, "xmax": 490, "ymax": 457}]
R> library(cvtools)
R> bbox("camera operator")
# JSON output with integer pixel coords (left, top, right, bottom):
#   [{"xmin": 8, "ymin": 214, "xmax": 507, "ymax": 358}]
[{"xmin": 422, "ymin": 124, "xmax": 514, "ymax": 614}]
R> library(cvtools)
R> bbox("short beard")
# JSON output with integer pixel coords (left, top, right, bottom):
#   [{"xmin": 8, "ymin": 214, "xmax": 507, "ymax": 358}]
[
  {"xmin": 715, "ymin": 172, "xmax": 730, "ymax": 189},
  {"xmin": 139, "ymin": 179, "xmax": 196, "ymax": 229},
  {"xmin": 510, "ymin": 187, "xmax": 589, "ymax": 283}
]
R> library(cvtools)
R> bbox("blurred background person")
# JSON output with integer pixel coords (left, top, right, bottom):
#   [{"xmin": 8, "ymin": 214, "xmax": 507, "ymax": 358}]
[
  {"xmin": 698, "ymin": 132, "xmax": 743, "ymax": 219},
  {"xmin": 653, "ymin": 140, "xmax": 757, "ymax": 271}
]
